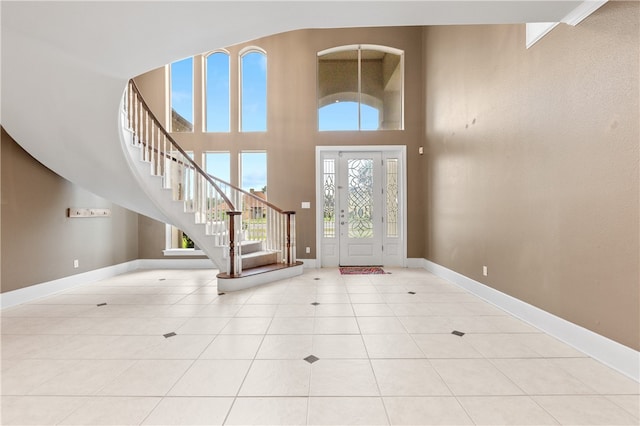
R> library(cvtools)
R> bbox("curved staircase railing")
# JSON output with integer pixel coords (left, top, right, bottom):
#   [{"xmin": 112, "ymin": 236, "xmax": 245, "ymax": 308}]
[{"xmin": 124, "ymin": 79, "xmax": 296, "ymax": 276}]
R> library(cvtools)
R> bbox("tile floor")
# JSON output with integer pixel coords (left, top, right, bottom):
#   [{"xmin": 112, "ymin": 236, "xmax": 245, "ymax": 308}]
[{"xmin": 1, "ymin": 267, "xmax": 638, "ymax": 425}]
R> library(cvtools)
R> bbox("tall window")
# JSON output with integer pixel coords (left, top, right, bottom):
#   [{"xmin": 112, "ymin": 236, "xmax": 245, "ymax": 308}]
[
  {"xmin": 240, "ymin": 49, "xmax": 267, "ymax": 132},
  {"xmin": 318, "ymin": 45, "xmax": 403, "ymax": 131},
  {"xmin": 240, "ymin": 151, "xmax": 267, "ymax": 193},
  {"xmin": 170, "ymin": 57, "xmax": 194, "ymax": 132},
  {"xmin": 205, "ymin": 52, "xmax": 230, "ymax": 132},
  {"xmin": 204, "ymin": 152, "xmax": 231, "ymax": 182}
]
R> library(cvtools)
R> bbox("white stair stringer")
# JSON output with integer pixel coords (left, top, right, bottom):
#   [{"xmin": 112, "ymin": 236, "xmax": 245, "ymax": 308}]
[{"xmin": 119, "ymin": 125, "xmax": 226, "ymax": 272}]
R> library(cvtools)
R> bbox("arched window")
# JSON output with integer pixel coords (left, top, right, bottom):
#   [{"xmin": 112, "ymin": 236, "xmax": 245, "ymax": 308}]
[
  {"xmin": 205, "ymin": 51, "xmax": 230, "ymax": 132},
  {"xmin": 170, "ymin": 57, "xmax": 194, "ymax": 132},
  {"xmin": 317, "ymin": 45, "xmax": 403, "ymax": 131},
  {"xmin": 240, "ymin": 48, "xmax": 267, "ymax": 132}
]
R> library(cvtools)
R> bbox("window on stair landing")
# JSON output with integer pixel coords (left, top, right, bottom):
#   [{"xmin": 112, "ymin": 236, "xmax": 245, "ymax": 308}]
[
  {"xmin": 240, "ymin": 151, "xmax": 267, "ymax": 241},
  {"xmin": 170, "ymin": 57, "xmax": 194, "ymax": 132},
  {"xmin": 317, "ymin": 45, "xmax": 404, "ymax": 131},
  {"xmin": 240, "ymin": 48, "xmax": 267, "ymax": 132},
  {"xmin": 164, "ymin": 151, "xmax": 201, "ymax": 254},
  {"xmin": 205, "ymin": 51, "xmax": 230, "ymax": 132}
]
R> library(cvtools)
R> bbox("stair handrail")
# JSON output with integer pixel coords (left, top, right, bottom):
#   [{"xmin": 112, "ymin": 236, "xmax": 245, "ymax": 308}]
[
  {"xmin": 127, "ymin": 79, "xmax": 234, "ymax": 209},
  {"xmin": 206, "ymin": 173, "xmax": 297, "ymax": 266},
  {"xmin": 123, "ymin": 79, "xmax": 297, "ymax": 270}
]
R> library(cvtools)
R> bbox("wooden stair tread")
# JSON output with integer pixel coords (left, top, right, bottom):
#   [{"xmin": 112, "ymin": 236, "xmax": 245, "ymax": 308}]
[{"xmin": 217, "ymin": 261, "xmax": 303, "ymax": 279}]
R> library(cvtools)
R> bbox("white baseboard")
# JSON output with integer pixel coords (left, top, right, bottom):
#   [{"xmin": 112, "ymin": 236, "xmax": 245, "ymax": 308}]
[
  {"xmin": 137, "ymin": 258, "xmax": 216, "ymax": 269},
  {"xmin": 1, "ymin": 260, "xmax": 140, "ymax": 309},
  {"xmin": 406, "ymin": 258, "xmax": 427, "ymax": 269},
  {"xmin": 0, "ymin": 258, "xmax": 221, "ymax": 309},
  {"xmin": 298, "ymin": 259, "xmax": 318, "ymax": 269},
  {"xmin": 422, "ymin": 259, "xmax": 639, "ymax": 382}
]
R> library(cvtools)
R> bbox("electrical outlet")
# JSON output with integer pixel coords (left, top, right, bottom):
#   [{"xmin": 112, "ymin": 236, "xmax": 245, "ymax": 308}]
[
  {"xmin": 482, "ymin": 266, "xmax": 488, "ymax": 276},
  {"xmin": 305, "ymin": 247, "xmax": 311, "ymax": 254},
  {"xmin": 74, "ymin": 259, "xmax": 79, "ymax": 269}
]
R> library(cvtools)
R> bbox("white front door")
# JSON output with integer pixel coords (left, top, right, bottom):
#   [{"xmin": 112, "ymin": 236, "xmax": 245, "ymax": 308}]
[
  {"xmin": 338, "ymin": 152, "xmax": 383, "ymax": 266},
  {"xmin": 318, "ymin": 147, "xmax": 405, "ymax": 268}
]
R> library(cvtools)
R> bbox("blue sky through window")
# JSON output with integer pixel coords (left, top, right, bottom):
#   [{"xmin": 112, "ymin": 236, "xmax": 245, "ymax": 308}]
[
  {"xmin": 241, "ymin": 52, "xmax": 267, "ymax": 132},
  {"xmin": 170, "ymin": 58, "xmax": 193, "ymax": 125},
  {"xmin": 204, "ymin": 152, "xmax": 230, "ymax": 182},
  {"xmin": 241, "ymin": 152, "xmax": 267, "ymax": 192},
  {"xmin": 206, "ymin": 53, "xmax": 230, "ymax": 132},
  {"xmin": 319, "ymin": 102, "xmax": 379, "ymax": 131}
]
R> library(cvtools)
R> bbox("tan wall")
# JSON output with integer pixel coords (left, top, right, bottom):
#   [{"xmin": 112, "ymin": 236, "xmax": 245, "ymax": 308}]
[
  {"xmin": 423, "ymin": 2, "xmax": 639, "ymax": 350},
  {"xmin": 1, "ymin": 129, "xmax": 139, "ymax": 292},
  {"xmin": 134, "ymin": 27, "xmax": 425, "ymax": 260}
]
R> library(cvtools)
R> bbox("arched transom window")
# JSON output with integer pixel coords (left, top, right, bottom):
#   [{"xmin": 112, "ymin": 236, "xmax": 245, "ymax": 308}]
[{"xmin": 318, "ymin": 45, "xmax": 403, "ymax": 131}]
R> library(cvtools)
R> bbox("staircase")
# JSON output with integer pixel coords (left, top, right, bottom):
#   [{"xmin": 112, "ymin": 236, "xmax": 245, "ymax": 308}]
[{"xmin": 119, "ymin": 80, "xmax": 303, "ymax": 291}]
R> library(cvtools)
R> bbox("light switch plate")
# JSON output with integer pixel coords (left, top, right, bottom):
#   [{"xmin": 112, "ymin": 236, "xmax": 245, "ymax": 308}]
[{"xmin": 301, "ymin": 202, "xmax": 311, "ymax": 209}]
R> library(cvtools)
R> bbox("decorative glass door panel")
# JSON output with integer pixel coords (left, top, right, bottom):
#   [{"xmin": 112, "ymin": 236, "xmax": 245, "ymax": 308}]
[{"xmin": 339, "ymin": 152, "xmax": 382, "ymax": 266}]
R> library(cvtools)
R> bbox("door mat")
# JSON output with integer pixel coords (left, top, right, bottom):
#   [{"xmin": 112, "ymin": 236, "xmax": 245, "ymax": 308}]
[{"xmin": 339, "ymin": 266, "xmax": 387, "ymax": 275}]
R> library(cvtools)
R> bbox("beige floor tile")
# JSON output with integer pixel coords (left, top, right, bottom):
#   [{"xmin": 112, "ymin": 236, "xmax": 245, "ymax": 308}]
[
  {"xmin": 413, "ymin": 333, "xmax": 484, "ymax": 358},
  {"xmin": 4, "ymin": 267, "xmax": 638, "ymax": 426},
  {"xmin": 256, "ymin": 334, "xmax": 313, "ymax": 359},
  {"xmin": 315, "ymin": 303, "xmax": 355, "ymax": 317},
  {"xmin": 430, "ymin": 359, "xmax": 524, "ymax": 396},
  {"xmin": 198, "ymin": 334, "xmax": 263, "ymax": 359},
  {"xmin": 135, "ymin": 334, "xmax": 215, "ymax": 359},
  {"xmin": 491, "ymin": 358, "xmax": 597, "ymax": 395},
  {"xmin": 422, "ymin": 303, "xmax": 474, "ymax": 316},
  {"xmin": 310, "ymin": 359, "xmax": 379, "ymax": 396},
  {"xmin": 606, "ymin": 395, "xmax": 640, "ymax": 419},
  {"xmin": 458, "ymin": 395, "xmax": 559, "ymax": 425},
  {"xmin": 141, "ymin": 397, "xmax": 233, "ymax": 425},
  {"xmin": 219, "ymin": 317, "xmax": 272, "ymax": 334},
  {"xmin": 22, "ymin": 334, "xmax": 120, "ymax": 359},
  {"xmin": 551, "ymin": 358, "xmax": 640, "ymax": 394},
  {"xmin": 397, "ymin": 316, "xmax": 452, "ymax": 333},
  {"xmin": 193, "ymin": 304, "xmax": 242, "ymax": 317},
  {"xmin": 371, "ymin": 359, "xmax": 451, "ymax": 396},
  {"xmin": 534, "ymin": 395, "xmax": 640, "ymax": 425},
  {"xmin": 167, "ymin": 360, "xmax": 251, "ymax": 396},
  {"xmin": 1, "ymin": 359, "xmax": 79, "ymax": 395},
  {"xmin": 274, "ymin": 304, "xmax": 317, "ymax": 317},
  {"xmin": 268, "ymin": 317, "xmax": 315, "ymax": 334},
  {"xmin": 522, "ymin": 334, "xmax": 588, "ymax": 357},
  {"xmin": 388, "ymin": 303, "xmax": 433, "ymax": 316},
  {"xmin": 308, "ymin": 397, "xmax": 389, "ymax": 425},
  {"xmin": 383, "ymin": 396, "xmax": 473, "ymax": 425},
  {"xmin": 245, "ymin": 294, "xmax": 283, "ymax": 304},
  {"xmin": 225, "ymin": 397, "xmax": 308, "ymax": 425},
  {"xmin": 1, "ymin": 304, "xmax": 94, "ymax": 318},
  {"xmin": 352, "ymin": 304, "xmax": 395, "ymax": 317},
  {"xmin": 29, "ymin": 359, "xmax": 135, "ymax": 395},
  {"xmin": 234, "ymin": 304, "xmax": 278, "ymax": 317},
  {"xmin": 312, "ymin": 334, "xmax": 368, "ymax": 358},
  {"xmin": 362, "ymin": 334, "xmax": 423, "ymax": 358},
  {"xmin": 239, "ymin": 360, "xmax": 310, "ymax": 396},
  {"xmin": 462, "ymin": 333, "xmax": 541, "ymax": 358},
  {"xmin": 482, "ymin": 315, "xmax": 540, "ymax": 332},
  {"xmin": 314, "ymin": 316, "xmax": 360, "ymax": 334},
  {"xmin": 446, "ymin": 315, "xmax": 498, "ymax": 332},
  {"xmin": 1, "ymin": 396, "xmax": 87, "ymax": 425},
  {"xmin": 176, "ymin": 317, "xmax": 231, "ymax": 334},
  {"xmin": 175, "ymin": 294, "xmax": 219, "ymax": 304},
  {"xmin": 314, "ymin": 293, "xmax": 351, "ymax": 303},
  {"xmin": 58, "ymin": 396, "xmax": 160, "ymax": 425},
  {"xmin": 349, "ymin": 293, "xmax": 386, "ymax": 304},
  {"xmin": 358, "ymin": 317, "xmax": 407, "ymax": 334},
  {"xmin": 97, "ymin": 359, "xmax": 192, "ymax": 396}
]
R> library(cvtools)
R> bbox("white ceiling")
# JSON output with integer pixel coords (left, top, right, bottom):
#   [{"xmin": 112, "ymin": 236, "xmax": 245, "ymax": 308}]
[{"xmin": 1, "ymin": 1, "xmax": 588, "ymax": 220}]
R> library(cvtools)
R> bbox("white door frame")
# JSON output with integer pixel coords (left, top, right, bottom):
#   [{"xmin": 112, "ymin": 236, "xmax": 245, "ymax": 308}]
[{"xmin": 315, "ymin": 145, "xmax": 407, "ymax": 267}]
